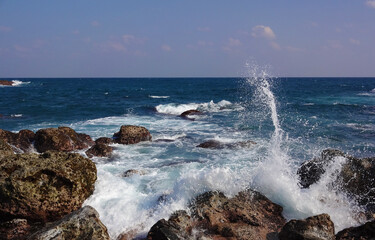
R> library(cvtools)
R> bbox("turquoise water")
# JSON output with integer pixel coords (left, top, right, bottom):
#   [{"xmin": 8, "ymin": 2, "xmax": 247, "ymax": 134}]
[{"xmin": 1, "ymin": 76, "xmax": 374, "ymax": 238}]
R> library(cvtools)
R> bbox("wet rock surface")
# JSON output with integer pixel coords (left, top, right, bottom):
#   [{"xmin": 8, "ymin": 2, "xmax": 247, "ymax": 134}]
[
  {"xmin": 0, "ymin": 129, "xmax": 35, "ymax": 153},
  {"xmin": 0, "ymin": 139, "xmax": 14, "ymax": 156},
  {"xmin": 197, "ymin": 140, "xmax": 256, "ymax": 149},
  {"xmin": 86, "ymin": 143, "xmax": 113, "ymax": 158},
  {"xmin": 0, "ymin": 151, "xmax": 97, "ymax": 223},
  {"xmin": 34, "ymin": 126, "xmax": 94, "ymax": 152},
  {"xmin": 278, "ymin": 214, "xmax": 335, "ymax": 240},
  {"xmin": 113, "ymin": 125, "xmax": 152, "ymax": 144},
  {"xmin": 95, "ymin": 137, "xmax": 114, "ymax": 145},
  {"xmin": 180, "ymin": 110, "xmax": 202, "ymax": 120},
  {"xmin": 0, "ymin": 80, "xmax": 13, "ymax": 86},
  {"xmin": 28, "ymin": 206, "xmax": 110, "ymax": 240},
  {"xmin": 122, "ymin": 169, "xmax": 146, "ymax": 177},
  {"xmin": 147, "ymin": 189, "xmax": 286, "ymax": 240},
  {"xmin": 336, "ymin": 220, "xmax": 375, "ymax": 240}
]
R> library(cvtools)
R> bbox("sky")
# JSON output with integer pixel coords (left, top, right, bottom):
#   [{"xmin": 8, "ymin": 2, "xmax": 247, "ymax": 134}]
[{"xmin": 1, "ymin": 0, "xmax": 375, "ymax": 77}]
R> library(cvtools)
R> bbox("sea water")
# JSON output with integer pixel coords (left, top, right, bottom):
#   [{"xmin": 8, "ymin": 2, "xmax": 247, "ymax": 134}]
[{"xmin": 1, "ymin": 74, "xmax": 374, "ymax": 238}]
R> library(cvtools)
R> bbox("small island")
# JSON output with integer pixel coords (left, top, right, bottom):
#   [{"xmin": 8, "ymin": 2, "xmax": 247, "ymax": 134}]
[{"xmin": 0, "ymin": 80, "xmax": 14, "ymax": 86}]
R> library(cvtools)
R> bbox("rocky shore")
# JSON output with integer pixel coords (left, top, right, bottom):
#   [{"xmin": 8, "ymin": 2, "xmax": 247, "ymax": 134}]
[
  {"xmin": 0, "ymin": 80, "xmax": 14, "ymax": 86},
  {"xmin": 1, "ymin": 125, "xmax": 374, "ymax": 239}
]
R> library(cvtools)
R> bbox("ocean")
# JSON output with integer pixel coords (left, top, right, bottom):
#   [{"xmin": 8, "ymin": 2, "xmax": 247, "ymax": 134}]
[{"xmin": 1, "ymin": 71, "xmax": 375, "ymax": 238}]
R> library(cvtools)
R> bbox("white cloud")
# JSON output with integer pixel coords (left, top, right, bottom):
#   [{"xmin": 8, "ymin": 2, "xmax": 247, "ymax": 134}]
[
  {"xmin": 365, "ymin": 0, "xmax": 375, "ymax": 8},
  {"xmin": 270, "ymin": 41, "xmax": 281, "ymax": 50},
  {"xmin": 252, "ymin": 25, "xmax": 276, "ymax": 40},
  {"xmin": 161, "ymin": 44, "xmax": 172, "ymax": 52},
  {"xmin": 0, "ymin": 25, "xmax": 11, "ymax": 32},
  {"xmin": 349, "ymin": 38, "xmax": 360, "ymax": 45}
]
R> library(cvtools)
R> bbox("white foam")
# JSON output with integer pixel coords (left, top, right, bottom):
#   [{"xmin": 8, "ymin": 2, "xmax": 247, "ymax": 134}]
[
  {"xmin": 11, "ymin": 114, "xmax": 23, "ymax": 118},
  {"xmin": 155, "ymin": 100, "xmax": 241, "ymax": 115},
  {"xmin": 149, "ymin": 95, "xmax": 170, "ymax": 99},
  {"xmin": 12, "ymin": 80, "xmax": 30, "ymax": 86}
]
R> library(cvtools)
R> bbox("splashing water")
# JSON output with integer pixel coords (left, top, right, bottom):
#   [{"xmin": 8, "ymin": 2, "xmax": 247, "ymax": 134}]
[{"xmin": 244, "ymin": 62, "xmax": 364, "ymax": 232}]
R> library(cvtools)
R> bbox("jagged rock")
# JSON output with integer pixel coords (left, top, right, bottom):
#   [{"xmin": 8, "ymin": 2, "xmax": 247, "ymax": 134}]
[
  {"xmin": 180, "ymin": 110, "xmax": 202, "ymax": 120},
  {"xmin": 0, "ymin": 139, "xmax": 14, "ymax": 156},
  {"xmin": 113, "ymin": 125, "xmax": 152, "ymax": 144},
  {"xmin": 34, "ymin": 127, "xmax": 94, "ymax": 152},
  {"xmin": 278, "ymin": 214, "xmax": 335, "ymax": 240},
  {"xmin": 0, "ymin": 219, "xmax": 32, "ymax": 240},
  {"xmin": 0, "ymin": 151, "xmax": 97, "ymax": 223},
  {"xmin": 0, "ymin": 80, "xmax": 13, "ymax": 86},
  {"xmin": 85, "ymin": 143, "xmax": 113, "ymax": 158},
  {"xmin": 197, "ymin": 140, "xmax": 256, "ymax": 149},
  {"xmin": 122, "ymin": 169, "xmax": 145, "ymax": 178},
  {"xmin": 297, "ymin": 149, "xmax": 375, "ymax": 213},
  {"xmin": 147, "ymin": 189, "xmax": 286, "ymax": 240},
  {"xmin": 28, "ymin": 206, "xmax": 110, "ymax": 240},
  {"xmin": 147, "ymin": 211, "xmax": 193, "ymax": 240},
  {"xmin": 0, "ymin": 129, "xmax": 35, "ymax": 152},
  {"xmin": 95, "ymin": 137, "xmax": 113, "ymax": 145},
  {"xmin": 336, "ymin": 220, "xmax": 375, "ymax": 240}
]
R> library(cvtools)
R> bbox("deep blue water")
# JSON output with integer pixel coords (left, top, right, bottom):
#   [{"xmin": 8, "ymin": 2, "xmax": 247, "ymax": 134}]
[{"xmin": 1, "ymin": 77, "xmax": 375, "ymax": 237}]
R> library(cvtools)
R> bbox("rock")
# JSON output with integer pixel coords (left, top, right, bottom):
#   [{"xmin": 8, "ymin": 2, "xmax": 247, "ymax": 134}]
[
  {"xmin": 197, "ymin": 140, "xmax": 256, "ymax": 149},
  {"xmin": 297, "ymin": 149, "xmax": 375, "ymax": 213},
  {"xmin": 0, "ymin": 80, "xmax": 13, "ymax": 86},
  {"xmin": 34, "ymin": 126, "xmax": 94, "ymax": 152},
  {"xmin": 0, "ymin": 129, "xmax": 35, "ymax": 152},
  {"xmin": 336, "ymin": 220, "xmax": 375, "ymax": 240},
  {"xmin": 147, "ymin": 210, "xmax": 193, "ymax": 240},
  {"xmin": 0, "ymin": 151, "xmax": 97, "ymax": 223},
  {"xmin": 148, "ymin": 189, "xmax": 286, "ymax": 240},
  {"xmin": 0, "ymin": 219, "xmax": 32, "ymax": 240},
  {"xmin": 122, "ymin": 169, "xmax": 145, "ymax": 178},
  {"xmin": 278, "ymin": 214, "xmax": 335, "ymax": 240},
  {"xmin": 180, "ymin": 110, "xmax": 202, "ymax": 117},
  {"xmin": 85, "ymin": 143, "xmax": 113, "ymax": 158},
  {"xmin": 28, "ymin": 206, "xmax": 110, "ymax": 240},
  {"xmin": 0, "ymin": 139, "xmax": 14, "ymax": 156},
  {"xmin": 95, "ymin": 137, "xmax": 113, "ymax": 145},
  {"xmin": 113, "ymin": 125, "xmax": 152, "ymax": 144}
]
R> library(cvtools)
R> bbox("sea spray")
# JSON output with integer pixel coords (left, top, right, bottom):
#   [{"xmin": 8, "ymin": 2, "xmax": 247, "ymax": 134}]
[{"xmin": 243, "ymin": 62, "xmax": 364, "ymax": 232}]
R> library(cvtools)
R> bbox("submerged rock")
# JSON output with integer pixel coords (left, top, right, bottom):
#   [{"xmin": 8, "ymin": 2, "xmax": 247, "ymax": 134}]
[
  {"xmin": 147, "ymin": 189, "xmax": 286, "ymax": 240},
  {"xmin": 0, "ymin": 151, "xmax": 97, "ymax": 223},
  {"xmin": 0, "ymin": 80, "xmax": 13, "ymax": 86},
  {"xmin": 34, "ymin": 126, "xmax": 94, "ymax": 152},
  {"xmin": 197, "ymin": 140, "xmax": 256, "ymax": 149},
  {"xmin": 28, "ymin": 206, "xmax": 110, "ymax": 240},
  {"xmin": 180, "ymin": 110, "xmax": 202, "ymax": 120},
  {"xmin": 122, "ymin": 169, "xmax": 146, "ymax": 178},
  {"xmin": 0, "ymin": 129, "xmax": 35, "ymax": 153},
  {"xmin": 336, "ymin": 220, "xmax": 375, "ymax": 240},
  {"xmin": 278, "ymin": 214, "xmax": 335, "ymax": 240},
  {"xmin": 85, "ymin": 143, "xmax": 113, "ymax": 158},
  {"xmin": 113, "ymin": 125, "xmax": 152, "ymax": 144}
]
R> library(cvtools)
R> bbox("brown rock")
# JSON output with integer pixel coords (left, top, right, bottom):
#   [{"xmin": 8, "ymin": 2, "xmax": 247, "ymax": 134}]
[
  {"xmin": 0, "ymin": 219, "xmax": 31, "ymax": 240},
  {"xmin": 278, "ymin": 214, "xmax": 335, "ymax": 240},
  {"xmin": 122, "ymin": 169, "xmax": 146, "ymax": 178},
  {"xmin": 180, "ymin": 110, "xmax": 202, "ymax": 117},
  {"xmin": 336, "ymin": 220, "xmax": 375, "ymax": 240},
  {"xmin": 95, "ymin": 137, "xmax": 113, "ymax": 145},
  {"xmin": 0, "ymin": 80, "xmax": 13, "ymax": 86},
  {"xmin": 34, "ymin": 126, "xmax": 94, "ymax": 152},
  {"xmin": 28, "ymin": 206, "xmax": 110, "ymax": 240},
  {"xmin": 0, "ymin": 129, "xmax": 35, "ymax": 152},
  {"xmin": 197, "ymin": 140, "xmax": 256, "ymax": 150},
  {"xmin": 113, "ymin": 125, "xmax": 152, "ymax": 144},
  {"xmin": 86, "ymin": 143, "xmax": 113, "ymax": 158},
  {"xmin": 0, "ymin": 139, "xmax": 14, "ymax": 156},
  {"xmin": 0, "ymin": 151, "xmax": 97, "ymax": 223}
]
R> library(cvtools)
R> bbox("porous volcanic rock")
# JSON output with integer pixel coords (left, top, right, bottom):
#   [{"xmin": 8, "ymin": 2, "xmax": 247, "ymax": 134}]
[
  {"xmin": 336, "ymin": 220, "xmax": 375, "ymax": 240},
  {"xmin": 95, "ymin": 137, "xmax": 113, "ymax": 145},
  {"xmin": 28, "ymin": 206, "xmax": 110, "ymax": 240},
  {"xmin": 278, "ymin": 214, "xmax": 335, "ymax": 240},
  {"xmin": 0, "ymin": 80, "xmax": 13, "ymax": 86},
  {"xmin": 0, "ymin": 151, "xmax": 97, "ymax": 223},
  {"xmin": 34, "ymin": 126, "xmax": 94, "ymax": 152},
  {"xmin": 0, "ymin": 129, "xmax": 35, "ymax": 153},
  {"xmin": 0, "ymin": 219, "xmax": 32, "ymax": 240},
  {"xmin": 113, "ymin": 125, "xmax": 151, "ymax": 144},
  {"xmin": 85, "ymin": 143, "xmax": 113, "ymax": 158},
  {"xmin": 197, "ymin": 140, "xmax": 256, "ymax": 150},
  {"xmin": 147, "ymin": 189, "xmax": 286, "ymax": 240},
  {"xmin": 0, "ymin": 139, "xmax": 14, "ymax": 156}
]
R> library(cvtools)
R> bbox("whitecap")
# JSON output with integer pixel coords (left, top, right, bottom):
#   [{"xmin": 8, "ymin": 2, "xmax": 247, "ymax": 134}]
[
  {"xmin": 149, "ymin": 95, "xmax": 170, "ymax": 99},
  {"xmin": 12, "ymin": 80, "xmax": 30, "ymax": 86}
]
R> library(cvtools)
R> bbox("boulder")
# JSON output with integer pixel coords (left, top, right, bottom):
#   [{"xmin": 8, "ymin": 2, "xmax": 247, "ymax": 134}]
[
  {"xmin": 336, "ymin": 220, "xmax": 375, "ymax": 240},
  {"xmin": 86, "ymin": 143, "xmax": 113, "ymax": 158},
  {"xmin": 113, "ymin": 125, "xmax": 152, "ymax": 144},
  {"xmin": 0, "ymin": 139, "xmax": 14, "ymax": 156},
  {"xmin": 122, "ymin": 169, "xmax": 145, "ymax": 178},
  {"xmin": 197, "ymin": 140, "xmax": 256, "ymax": 150},
  {"xmin": 28, "ymin": 206, "xmax": 110, "ymax": 240},
  {"xmin": 34, "ymin": 127, "xmax": 94, "ymax": 152},
  {"xmin": 278, "ymin": 214, "xmax": 335, "ymax": 240},
  {"xmin": 0, "ymin": 151, "xmax": 97, "ymax": 223},
  {"xmin": 95, "ymin": 137, "xmax": 113, "ymax": 145},
  {"xmin": 0, "ymin": 129, "xmax": 35, "ymax": 152},
  {"xmin": 180, "ymin": 110, "xmax": 202, "ymax": 120},
  {"xmin": 0, "ymin": 80, "xmax": 13, "ymax": 86},
  {"xmin": 0, "ymin": 219, "xmax": 32, "ymax": 240},
  {"xmin": 147, "ymin": 189, "xmax": 286, "ymax": 240}
]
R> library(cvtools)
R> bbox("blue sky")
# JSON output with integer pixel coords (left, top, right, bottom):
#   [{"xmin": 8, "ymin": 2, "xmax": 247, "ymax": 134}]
[{"xmin": 1, "ymin": 0, "xmax": 375, "ymax": 77}]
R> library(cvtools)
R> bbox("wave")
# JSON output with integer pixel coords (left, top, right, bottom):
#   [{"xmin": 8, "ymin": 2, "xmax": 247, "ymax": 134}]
[
  {"xmin": 357, "ymin": 88, "xmax": 375, "ymax": 96},
  {"xmin": 149, "ymin": 95, "xmax": 170, "ymax": 99},
  {"xmin": 155, "ymin": 100, "xmax": 242, "ymax": 115},
  {"xmin": 12, "ymin": 80, "xmax": 30, "ymax": 86}
]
